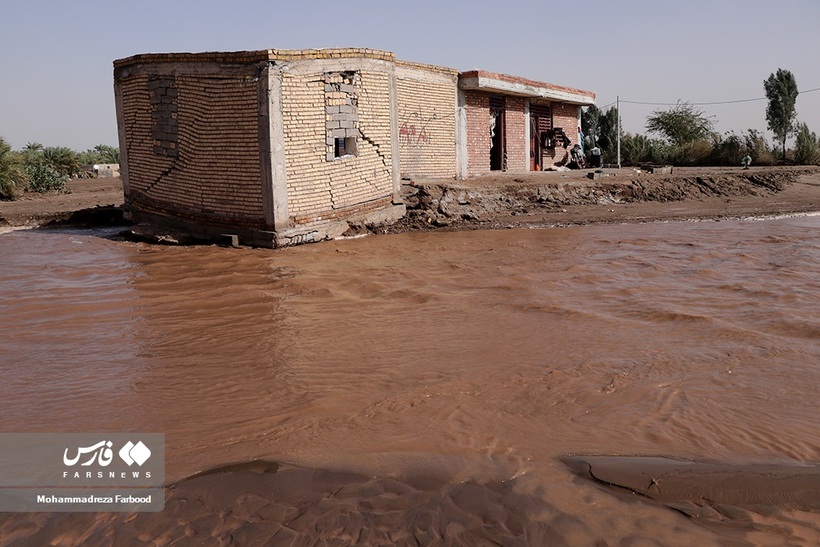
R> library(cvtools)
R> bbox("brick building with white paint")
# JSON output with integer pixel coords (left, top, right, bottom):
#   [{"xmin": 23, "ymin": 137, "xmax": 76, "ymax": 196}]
[{"xmin": 114, "ymin": 49, "xmax": 594, "ymax": 247}]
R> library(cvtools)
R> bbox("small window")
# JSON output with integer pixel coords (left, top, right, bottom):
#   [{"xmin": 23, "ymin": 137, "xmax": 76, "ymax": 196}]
[
  {"xmin": 325, "ymin": 71, "xmax": 360, "ymax": 161},
  {"xmin": 334, "ymin": 136, "xmax": 357, "ymax": 158}
]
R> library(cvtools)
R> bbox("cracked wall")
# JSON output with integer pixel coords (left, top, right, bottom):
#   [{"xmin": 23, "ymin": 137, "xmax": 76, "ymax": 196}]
[
  {"xmin": 282, "ymin": 66, "xmax": 393, "ymax": 224},
  {"xmin": 116, "ymin": 65, "xmax": 264, "ymax": 229}
]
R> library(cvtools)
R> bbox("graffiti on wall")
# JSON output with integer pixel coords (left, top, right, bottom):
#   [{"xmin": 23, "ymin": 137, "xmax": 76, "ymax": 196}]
[{"xmin": 399, "ymin": 109, "xmax": 437, "ymax": 147}]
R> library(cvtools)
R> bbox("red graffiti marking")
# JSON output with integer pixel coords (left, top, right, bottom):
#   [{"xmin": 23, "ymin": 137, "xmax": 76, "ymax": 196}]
[{"xmin": 399, "ymin": 110, "xmax": 437, "ymax": 147}]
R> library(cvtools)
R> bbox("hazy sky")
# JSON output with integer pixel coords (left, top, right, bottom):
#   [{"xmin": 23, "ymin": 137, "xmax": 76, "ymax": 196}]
[{"xmin": 1, "ymin": 0, "xmax": 818, "ymax": 151}]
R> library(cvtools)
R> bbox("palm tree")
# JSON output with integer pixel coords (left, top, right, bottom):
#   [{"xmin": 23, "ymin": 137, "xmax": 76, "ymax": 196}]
[
  {"xmin": 23, "ymin": 142, "xmax": 44, "ymax": 153},
  {"xmin": 94, "ymin": 144, "xmax": 120, "ymax": 164},
  {"xmin": 43, "ymin": 146, "xmax": 80, "ymax": 177}
]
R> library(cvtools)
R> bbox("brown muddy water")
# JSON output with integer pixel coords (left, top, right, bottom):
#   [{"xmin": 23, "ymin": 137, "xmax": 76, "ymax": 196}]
[{"xmin": 0, "ymin": 216, "xmax": 819, "ymax": 545}]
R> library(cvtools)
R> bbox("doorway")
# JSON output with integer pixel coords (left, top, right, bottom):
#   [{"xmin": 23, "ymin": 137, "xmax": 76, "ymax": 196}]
[
  {"xmin": 489, "ymin": 96, "xmax": 505, "ymax": 171},
  {"xmin": 530, "ymin": 103, "xmax": 552, "ymax": 171}
]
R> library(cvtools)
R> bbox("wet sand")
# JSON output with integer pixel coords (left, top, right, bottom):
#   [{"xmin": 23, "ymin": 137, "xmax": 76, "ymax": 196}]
[{"xmin": 4, "ymin": 456, "xmax": 820, "ymax": 546}]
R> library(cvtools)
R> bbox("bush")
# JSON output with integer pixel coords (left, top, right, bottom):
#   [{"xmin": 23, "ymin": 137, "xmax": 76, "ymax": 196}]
[
  {"xmin": 24, "ymin": 162, "xmax": 67, "ymax": 193},
  {"xmin": 620, "ymin": 134, "xmax": 652, "ymax": 165},
  {"xmin": 742, "ymin": 130, "xmax": 775, "ymax": 165},
  {"xmin": 710, "ymin": 132, "xmax": 744, "ymax": 166},
  {"xmin": 671, "ymin": 139, "xmax": 713, "ymax": 166}
]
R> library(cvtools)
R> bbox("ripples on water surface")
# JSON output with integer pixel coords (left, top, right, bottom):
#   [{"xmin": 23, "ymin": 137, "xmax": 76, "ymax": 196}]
[{"xmin": 0, "ymin": 217, "xmax": 819, "ymax": 544}]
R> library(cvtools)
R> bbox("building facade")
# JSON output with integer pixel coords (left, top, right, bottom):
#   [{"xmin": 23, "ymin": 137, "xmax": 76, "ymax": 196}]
[
  {"xmin": 114, "ymin": 49, "xmax": 594, "ymax": 247},
  {"xmin": 458, "ymin": 71, "xmax": 596, "ymax": 177}
]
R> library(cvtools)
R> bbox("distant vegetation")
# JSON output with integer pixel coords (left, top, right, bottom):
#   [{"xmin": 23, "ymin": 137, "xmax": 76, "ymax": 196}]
[
  {"xmin": 583, "ymin": 68, "xmax": 820, "ymax": 168},
  {"xmin": 0, "ymin": 140, "xmax": 119, "ymax": 200}
]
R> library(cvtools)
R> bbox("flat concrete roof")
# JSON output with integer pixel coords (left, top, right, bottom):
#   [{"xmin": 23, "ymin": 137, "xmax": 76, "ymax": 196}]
[
  {"xmin": 114, "ymin": 48, "xmax": 396, "ymax": 68},
  {"xmin": 459, "ymin": 70, "xmax": 595, "ymax": 106}
]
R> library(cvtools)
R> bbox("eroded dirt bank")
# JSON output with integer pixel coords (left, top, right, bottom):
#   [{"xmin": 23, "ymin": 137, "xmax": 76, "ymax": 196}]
[
  {"xmin": 0, "ymin": 177, "xmax": 124, "ymax": 228},
  {"xmin": 387, "ymin": 166, "xmax": 820, "ymax": 233},
  {"xmin": 1, "ymin": 167, "xmax": 819, "ymax": 235}
]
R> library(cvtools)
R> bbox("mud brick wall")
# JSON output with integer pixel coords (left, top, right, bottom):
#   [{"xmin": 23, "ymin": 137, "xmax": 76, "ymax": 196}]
[
  {"xmin": 117, "ymin": 66, "xmax": 264, "ymax": 229},
  {"xmin": 281, "ymin": 68, "xmax": 393, "ymax": 225},
  {"xmin": 542, "ymin": 102, "xmax": 581, "ymax": 168},
  {"xmin": 395, "ymin": 62, "xmax": 458, "ymax": 179},
  {"xmin": 464, "ymin": 90, "xmax": 492, "ymax": 177}
]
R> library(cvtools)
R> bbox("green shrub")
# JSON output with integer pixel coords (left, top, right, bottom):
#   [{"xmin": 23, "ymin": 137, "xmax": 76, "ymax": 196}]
[
  {"xmin": 25, "ymin": 162, "xmax": 67, "ymax": 193},
  {"xmin": 621, "ymin": 134, "xmax": 653, "ymax": 165}
]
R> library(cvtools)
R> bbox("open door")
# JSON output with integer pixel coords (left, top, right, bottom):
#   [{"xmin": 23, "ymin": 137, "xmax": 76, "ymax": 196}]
[{"xmin": 489, "ymin": 96, "xmax": 505, "ymax": 171}]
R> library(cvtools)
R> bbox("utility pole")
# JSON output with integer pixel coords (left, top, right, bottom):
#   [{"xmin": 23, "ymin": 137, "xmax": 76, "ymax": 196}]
[{"xmin": 616, "ymin": 95, "xmax": 621, "ymax": 169}]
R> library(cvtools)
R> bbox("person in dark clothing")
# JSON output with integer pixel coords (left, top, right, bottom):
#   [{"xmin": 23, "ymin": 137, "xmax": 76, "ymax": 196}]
[{"xmin": 590, "ymin": 146, "xmax": 602, "ymax": 168}]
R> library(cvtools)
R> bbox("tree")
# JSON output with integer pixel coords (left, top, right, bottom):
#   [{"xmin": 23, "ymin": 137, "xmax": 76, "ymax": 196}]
[
  {"xmin": 582, "ymin": 105, "xmax": 619, "ymax": 162},
  {"xmin": 94, "ymin": 144, "xmax": 120, "ymax": 164},
  {"xmin": 23, "ymin": 142, "xmax": 44, "ymax": 154},
  {"xmin": 645, "ymin": 102, "xmax": 714, "ymax": 146},
  {"xmin": 764, "ymin": 69, "xmax": 799, "ymax": 160},
  {"xmin": 581, "ymin": 105, "xmax": 601, "ymax": 148},
  {"xmin": 794, "ymin": 123, "xmax": 820, "ymax": 165}
]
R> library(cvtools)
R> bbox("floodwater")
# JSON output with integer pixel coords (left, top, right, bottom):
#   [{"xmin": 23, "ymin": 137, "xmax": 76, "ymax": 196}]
[{"xmin": 0, "ymin": 216, "xmax": 819, "ymax": 545}]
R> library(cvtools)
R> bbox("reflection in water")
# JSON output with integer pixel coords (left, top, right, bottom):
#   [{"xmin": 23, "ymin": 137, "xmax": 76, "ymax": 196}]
[{"xmin": 0, "ymin": 218, "xmax": 819, "ymax": 544}]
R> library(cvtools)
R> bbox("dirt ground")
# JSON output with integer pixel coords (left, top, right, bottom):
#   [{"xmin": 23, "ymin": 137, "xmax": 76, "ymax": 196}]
[
  {"xmin": 1, "ymin": 166, "xmax": 819, "ymax": 233},
  {"xmin": 0, "ymin": 177, "xmax": 124, "ymax": 227},
  {"xmin": 391, "ymin": 165, "xmax": 820, "ymax": 233}
]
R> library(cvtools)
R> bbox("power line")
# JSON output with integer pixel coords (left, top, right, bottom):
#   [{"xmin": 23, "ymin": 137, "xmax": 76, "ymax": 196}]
[
  {"xmin": 598, "ymin": 87, "xmax": 820, "ymax": 109},
  {"xmin": 623, "ymin": 97, "xmax": 764, "ymax": 106}
]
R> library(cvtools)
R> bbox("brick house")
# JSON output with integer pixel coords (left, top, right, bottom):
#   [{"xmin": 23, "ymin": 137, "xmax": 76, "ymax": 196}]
[
  {"xmin": 458, "ymin": 71, "xmax": 596, "ymax": 176},
  {"xmin": 113, "ymin": 49, "xmax": 594, "ymax": 247}
]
